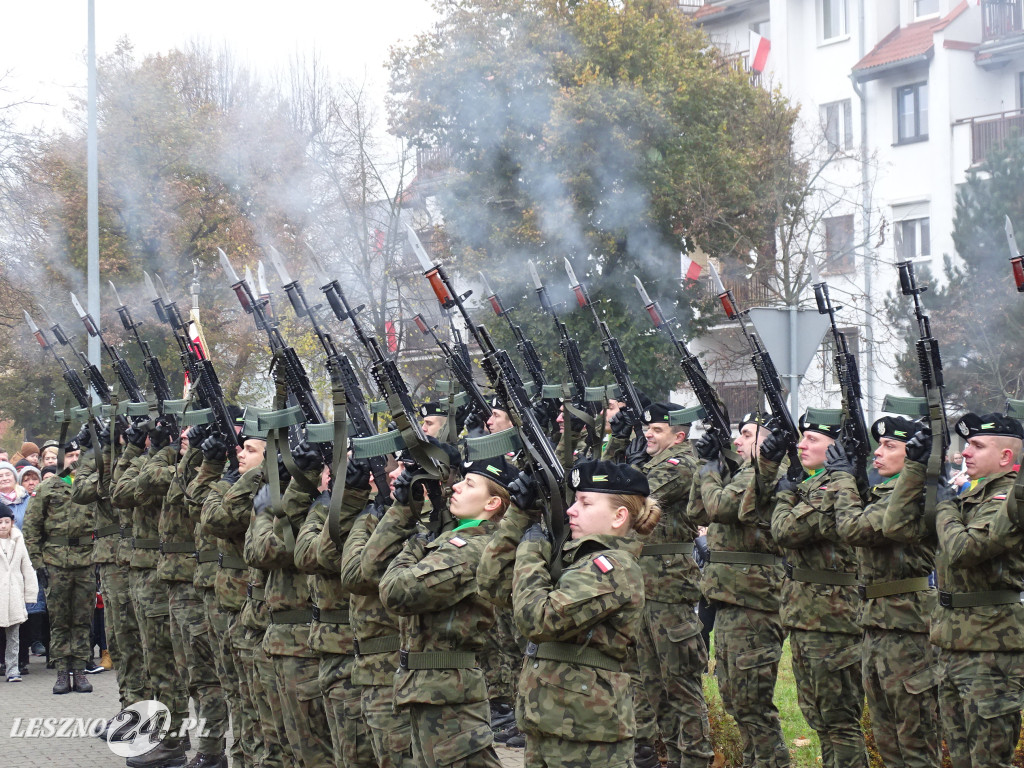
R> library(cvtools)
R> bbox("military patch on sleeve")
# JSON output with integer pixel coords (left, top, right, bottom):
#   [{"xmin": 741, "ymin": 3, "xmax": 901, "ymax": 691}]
[
  {"xmin": 450, "ymin": 536, "xmax": 467, "ymax": 548},
  {"xmin": 992, "ymin": 494, "xmax": 1008, "ymax": 501},
  {"xmin": 667, "ymin": 458, "xmax": 680, "ymax": 465},
  {"xmin": 593, "ymin": 555, "xmax": 614, "ymax": 573}
]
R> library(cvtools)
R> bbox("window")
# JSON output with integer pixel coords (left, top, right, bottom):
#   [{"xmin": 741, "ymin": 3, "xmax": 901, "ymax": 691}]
[
  {"xmin": 896, "ymin": 218, "xmax": 931, "ymax": 262},
  {"xmin": 896, "ymin": 82, "xmax": 928, "ymax": 143},
  {"xmin": 824, "ymin": 328, "xmax": 860, "ymax": 388},
  {"xmin": 821, "ymin": 100, "xmax": 853, "ymax": 152},
  {"xmin": 914, "ymin": 0, "xmax": 940, "ymax": 19},
  {"xmin": 820, "ymin": 0, "xmax": 849, "ymax": 41},
  {"xmin": 719, "ymin": 384, "xmax": 761, "ymax": 424},
  {"xmin": 823, "ymin": 215, "xmax": 856, "ymax": 274}
]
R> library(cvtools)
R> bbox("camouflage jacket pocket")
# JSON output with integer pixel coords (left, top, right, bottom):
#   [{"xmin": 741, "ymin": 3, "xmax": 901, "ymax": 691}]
[
  {"xmin": 736, "ymin": 645, "xmax": 782, "ymax": 671},
  {"xmin": 824, "ymin": 641, "xmax": 862, "ymax": 672},
  {"xmin": 432, "ymin": 721, "xmax": 494, "ymax": 766},
  {"xmin": 902, "ymin": 664, "xmax": 939, "ymax": 695},
  {"xmin": 665, "ymin": 612, "xmax": 702, "ymax": 644},
  {"xmin": 523, "ymin": 661, "xmax": 633, "ymax": 742},
  {"xmin": 976, "ymin": 691, "xmax": 1024, "ymax": 720},
  {"xmin": 295, "ymin": 674, "xmax": 322, "ymax": 703}
]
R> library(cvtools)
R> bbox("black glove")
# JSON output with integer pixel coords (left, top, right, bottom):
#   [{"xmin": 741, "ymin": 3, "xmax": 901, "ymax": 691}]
[
  {"xmin": 508, "ymin": 470, "xmax": 539, "ymax": 512},
  {"xmin": 187, "ymin": 423, "xmax": 211, "ymax": 446},
  {"xmin": 221, "ymin": 468, "xmax": 241, "ymax": 485},
  {"xmin": 253, "ymin": 484, "xmax": 272, "ymax": 516},
  {"xmin": 200, "ymin": 434, "xmax": 229, "ymax": 462},
  {"xmin": 345, "ymin": 458, "xmax": 371, "ymax": 491},
  {"xmin": 276, "ymin": 454, "xmax": 291, "ymax": 487},
  {"xmin": 76, "ymin": 424, "xmax": 93, "ymax": 450},
  {"xmin": 37, "ymin": 567, "xmax": 49, "ymax": 589},
  {"xmin": 463, "ymin": 411, "xmax": 486, "ymax": 437},
  {"xmin": 694, "ymin": 433, "xmax": 720, "ymax": 462},
  {"xmin": 699, "ymin": 457, "xmax": 722, "ymax": 478},
  {"xmin": 96, "ymin": 422, "xmax": 111, "ymax": 449},
  {"xmin": 624, "ymin": 435, "xmax": 648, "ymax": 466},
  {"xmin": 391, "ymin": 467, "xmax": 423, "ymax": 506},
  {"xmin": 125, "ymin": 425, "xmax": 148, "ymax": 449},
  {"xmin": 522, "ymin": 522, "xmax": 550, "ymax": 543},
  {"xmin": 609, "ymin": 410, "xmax": 637, "ymax": 440},
  {"xmin": 149, "ymin": 419, "xmax": 174, "ymax": 451},
  {"xmin": 824, "ymin": 441, "xmax": 855, "ymax": 476},
  {"xmin": 291, "ymin": 441, "xmax": 323, "ymax": 473},
  {"xmin": 775, "ymin": 474, "xmax": 799, "ymax": 495},
  {"xmin": 904, "ymin": 428, "xmax": 932, "ymax": 464},
  {"xmin": 760, "ymin": 429, "xmax": 790, "ymax": 463}
]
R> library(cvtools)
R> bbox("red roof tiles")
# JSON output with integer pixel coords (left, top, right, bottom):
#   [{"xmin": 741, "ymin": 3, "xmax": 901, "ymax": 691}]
[{"xmin": 853, "ymin": 1, "xmax": 969, "ymax": 73}]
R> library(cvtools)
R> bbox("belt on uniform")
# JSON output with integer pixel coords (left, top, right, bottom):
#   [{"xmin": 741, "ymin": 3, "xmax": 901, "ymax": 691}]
[
  {"xmin": 132, "ymin": 537, "xmax": 160, "ymax": 550},
  {"xmin": 49, "ymin": 535, "xmax": 92, "ymax": 546},
  {"xmin": 195, "ymin": 550, "xmax": 219, "ymax": 563},
  {"xmin": 398, "ymin": 650, "xmax": 476, "ymax": 670},
  {"xmin": 246, "ymin": 585, "xmax": 265, "ymax": 601},
  {"xmin": 784, "ymin": 563, "xmax": 857, "ymax": 586},
  {"xmin": 94, "ymin": 524, "xmax": 122, "ymax": 539},
  {"xmin": 525, "ymin": 641, "xmax": 621, "ymax": 673},
  {"xmin": 354, "ymin": 635, "xmax": 400, "ymax": 657},
  {"xmin": 160, "ymin": 541, "xmax": 195, "ymax": 554},
  {"xmin": 217, "ymin": 553, "xmax": 247, "ymax": 570},
  {"xmin": 858, "ymin": 577, "xmax": 932, "ymax": 600},
  {"xmin": 641, "ymin": 542, "xmax": 694, "ymax": 556},
  {"xmin": 312, "ymin": 606, "xmax": 350, "ymax": 624},
  {"xmin": 270, "ymin": 609, "xmax": 313, "ymax": 625},
  {"xmin": 937, "ymin": 589, "xmax": 1024, "ymax": 609},
  {"xmin": 709, "ymin": 550, "xmax": 780, "ymax": 566}
]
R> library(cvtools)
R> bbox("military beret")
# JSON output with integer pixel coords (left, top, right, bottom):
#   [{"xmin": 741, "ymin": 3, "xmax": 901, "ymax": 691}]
[
  {"xmin": 954, "ymin": 412, "xmax": 1024, "ymax": 440},
  {"xmin": 798, "ymin": 413, "xmax": 841, "ymax": 439},
  {"xmin": 63, "ymin": 438, "xmax": 81, "ymax": 453},
  {"xmin": 644, "ymin": 402, "xmax": 687, "ymax": 425},
  {"xmin": 871, "ymin": 416, "xmax": 920, "ymax": 443},
  {"xmin": 227, "ymin": 404, "xmax": 245, "ymax": 426},
  {"xmin": 569, "ymin": 460, "xmax": 650, "ymax": 497},
  {"xmin": 488, "ymin": 396, "xmax": 508, "ymax": 412},
  {"xmin": 419, "ymin": 401, "xmax": 447, "ymax": 418},
  {"xmin": 462, "ymin": 456, "xmax": 518, "ymax": 491},
  {"xmin": 738, "ymin": 412, "xmax": 776, "ymax": 431}
]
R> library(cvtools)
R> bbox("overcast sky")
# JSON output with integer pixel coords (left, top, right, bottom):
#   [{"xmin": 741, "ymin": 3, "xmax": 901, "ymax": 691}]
[{"xmin": 2, "ymin": 0, "xmax": 439, "ymax": 130}]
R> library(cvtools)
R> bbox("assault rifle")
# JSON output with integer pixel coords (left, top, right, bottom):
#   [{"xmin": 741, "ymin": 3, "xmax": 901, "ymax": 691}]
[
  {"xmin": 265, "ymin": 246, "xmax": 391, "ymax": 503},
  {"xmin": 70, "ymin": 291, "xmax": 146, "ymax": 405},
  {"xmin": 38, "ymin": 306, "xmax": 115, "ymax": 408},
  {"xmin": 477, "ymin": 272, "xmax": 547, "ymax": 394},
  {"xmin": 24, "ymin": 310, "xmax": 91, "ymax": 409},
  {"xmin": 634, "ymin": 277, "xmax": 732, "ymax": 448},
  {"xmin": 564, "ymin": 259, "xmax": 645, "ymax": 441},
  {"xmin": 527, "ymin": 260, "xmax": 602, "ymax": 452},
  {"xmin": 811, "ymin": 271, "xmax": 871, "ymax": 491},
  {"xmin": 108, "ymin": 282, "xmax": 175, "ymax": 412},
  {"xmin": 708, "ymin": 263, "xmax": 803, "ymax": 479}
]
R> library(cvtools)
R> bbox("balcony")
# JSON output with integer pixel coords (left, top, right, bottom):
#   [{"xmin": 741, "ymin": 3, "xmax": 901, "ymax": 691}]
[
  {"xmin": 415, "ymin": 146, "xmax": 453, "ymax": 180},
  {"xmin": 956, "ymin": 108, "xmax": 1024, "ymax": 165},
  {"xmin": 721, "ymin": 50, "xmax": 763, "ymax": 88},
  {"xmin": 702, "ymin": 276, "xmax": 779, "ymax": 307},
  {"xmin": 678, "ymin": 0, "xmax": 707, "ymax": 9},
  {"xmin": 983, "ymin": 0, "xmax": 1024, "ymax": 42}
]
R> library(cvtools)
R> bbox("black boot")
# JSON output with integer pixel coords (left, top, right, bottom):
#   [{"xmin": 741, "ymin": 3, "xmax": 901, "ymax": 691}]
[
  {"xmin": 72, "ymin": 669, "xmax": 93, "ymax": 692},
  {"xmin": 125, "ymin": 739, "xmax": 187, "ymax": 768},
  {"xmin": 634, "ymin": 742, "xmax": 661, "ymax": 768},
  {"xmin": 185, "ymin": 754, "xmax": 227, "ymax": 768},
  {"xmin": 52, "ymin": 669, "xmax": 71, "ymax": 694},
  {"xmin": 490, "ymin": 700, "xmax": 516, "ymax": 731}
]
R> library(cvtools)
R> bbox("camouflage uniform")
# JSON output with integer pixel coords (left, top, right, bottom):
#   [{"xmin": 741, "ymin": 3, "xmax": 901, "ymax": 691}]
[
  {"xmin": 296, "ymin": 484, "xmax": 378, "ymax": 768},
  {"xmin": 374, "ymin": 502, "xmax": 503, "ymax": 768},
  {"xmin": 633, "ymin": 440, "xmax": 712, "ymax": 768},
  {"xmin": 138, "ymin": 443, "xmax": 228, "ymax": 757},
  {"xmin": 770, "ymin": 466, "xmax": 867, "ymax": 768},
  {"xmin": 187, "ymin": 455, "xmax": 247, "ymax": 768},
  {"xmin": 112, "ymin": 443, "xmax": 190, "ymax": 740},
  {"xmin": 340, "ymin": 500, "xmax": 415, "ymax": 768},
  {"xmin": 689, "ymin": 460, "xmax": 789, "ymax": 768},
  {"xmin": 890, "ymin": 461, "xmax": 1024, "ymax": 768},
  {"xmin": 511, "ymin": 514, "xmax": 646, "ymax": 768},
  {"xmin": 832, "ymin": 470, "xmax": 940, "ymax": 768},
  {"xmin": 246, "ymin": 473, "xmax": 333, "ymax": 768},
  {"xmin": 22, "ymin": 472, "xmax": 94, "ymax": 672},
  {"xmin": 73, "ymin": 448, "xmax": 146, "ymax": 705}
]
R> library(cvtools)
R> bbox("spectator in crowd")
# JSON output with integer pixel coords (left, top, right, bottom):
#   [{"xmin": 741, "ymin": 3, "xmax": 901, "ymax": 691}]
[
  {"xmin": 12, "ymin": 442, "xmax": 40, "ymax": 468},
  {"xmin": 0, "ymin": 462, "xmax": 32, "ymax": 529},
  {"xmin": 40, "ymin": 442, "xmax": 59, "ymax": 469},
  {"xmin": 0, "ymin": 504, "xmax": 39, "ymax": 682},
  {"xmin": 18, "ymin": 466, "xmax": 41, "ymax": 496}
]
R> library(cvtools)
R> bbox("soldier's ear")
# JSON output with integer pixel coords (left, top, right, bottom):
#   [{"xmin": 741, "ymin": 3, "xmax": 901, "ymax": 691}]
[{"xmin": 610, "ymin": 505, "xmax": 630, "ymax": 533}]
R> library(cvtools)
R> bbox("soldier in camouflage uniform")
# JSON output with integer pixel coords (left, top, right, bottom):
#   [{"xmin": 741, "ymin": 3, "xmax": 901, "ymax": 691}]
[
  {"xmin": 373, "ymin": 457, "xmax": 508, "ymax": 768},
  {"xmin": 245, "ymin": 444, "xmax": 334, "ymax": 768},
  {"xmin": 22, "ymin": 445, "xmax": 95, "ymax": 694},
  {"xmin": 769, "ymin": 415, "xmax": 866, "ymax": 768},
  {"xmin": 340, "ymin": 463, "xmax": 417, "ymax": 768},
  {"xmin": 829, "ymin": 415, "xmax": 939, "ymax": 768},
  {"xmin": 512, "ymin": 459, "xmax": 655, "ymax": 768},
  {"xmin": 891, "ymin": 413, "xmax": 1024, "ymax": 768},
  {"xmin": 138, "ymin": 426, "xmax": 229, "ymax": 768},
  {"xmin": 626, "ymin": 402, "xmax": 711, "ymax": 768},
  {"xmin": 73, "ymin": 430, "xmax": 147, "ymax": 710},
  {"xmin": 688, "ymin": 413, "xmax": 790, "ymax": 768}
]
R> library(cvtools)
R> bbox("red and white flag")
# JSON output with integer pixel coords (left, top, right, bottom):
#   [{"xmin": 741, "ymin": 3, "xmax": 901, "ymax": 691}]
[
  {"xmin": 749, "ymin": 30, "xmax": 771, "ymax": 73},
  {"xmin": 681, "ymin": 253, "xmax": 703, "ymax": 282}
]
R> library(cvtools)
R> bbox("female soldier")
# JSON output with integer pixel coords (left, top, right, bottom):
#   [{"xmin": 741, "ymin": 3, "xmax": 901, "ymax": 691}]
[{"xmin": 512, "ymin": 460, "xmax": 657, "ymax": 768}]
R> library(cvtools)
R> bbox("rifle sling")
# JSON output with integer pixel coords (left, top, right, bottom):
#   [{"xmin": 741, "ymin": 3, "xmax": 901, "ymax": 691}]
[
  {"xmin": 265, "ymin": 366, "xmax": 295, "ymax": 556},
  {"xmin": 56, "ymin": 397, "xmax": 72, "ymax": 474},
  {"xmin": 327, "ymin": 385, "xmax": 350, "ymax": 548},
  {"xmin": 923, "ymin": 384, "xmax": 944, "ymax": 523}
]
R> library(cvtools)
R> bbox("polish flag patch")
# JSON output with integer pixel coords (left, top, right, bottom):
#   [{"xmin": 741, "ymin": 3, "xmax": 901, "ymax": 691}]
[
  {"xmin": 450, "ymin": 537, "xmax": 467, "ymax": 548},
  {"xmin": 594, "ymin": 556, "xmax": 615, "ymax": 573},
  {"xmin": 992, "ymin": 494, "xmax": 1008, "ymax": 500},
  {"xmin": 667, "ymin": 458, "xmax": 680, "ymax": 466}
]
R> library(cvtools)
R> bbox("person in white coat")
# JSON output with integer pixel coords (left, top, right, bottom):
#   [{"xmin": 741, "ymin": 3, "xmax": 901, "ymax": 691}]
[{"xmin": 0, "ymin": 504, "xmax": 39, "ymax": 681}]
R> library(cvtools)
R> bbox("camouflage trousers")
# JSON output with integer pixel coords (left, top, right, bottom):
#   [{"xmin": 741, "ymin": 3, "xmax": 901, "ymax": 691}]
[
  {"xmin": 203, "ymin": 590, "xmax": 245, "ymax": 768},
  {"xmin": 362, "ymin": 682, "xmax": 415, "ymax": 768},
  {"xmin": 936, "ymin": 646, "xmax": 1024, "ymax": 768},
  {"xmin": 862, "ymin": 629, "xmax": 940, "ymax": 768},
  {"xmin": 98, "ymin": 563, "xmax": 146, "ymax": 706},
  {"xmin": 522, "ymin": 731, "xmax": 634, "ymax": 768},
  {"xmin": 714, "ymin": 604, "xmax": 790, "ymax": 768},
  {"xmin": 318, "ymin": 652, "xmax": 377, "ymax": 768},
  {"xmin": 789, "ymin": 629, "xmax": 867, "ymax": 768},
  {"xmin": 44, "ymin": 565, "xmax": 94, "ymax": 671},
  {"xmin": 481, "ymin": 608, "xmax": 519, "ymax": 705},
  {"xmin": 406, "ymin": 699, "xmax": 503, "ymax": 768},
  {"xmin": 168, "ymin": 582, "xmax": 227, "ymax": 755},
  {"xmin": 634, "ymin": 600, "xmax": 713, "ymax": 767},
  {"xmin": 235, "ymin": 621, "xmax": 286, "ymax": 768},
  {"xmin": 271, "ymin": 652, "xmax": 333, "ymax": 768},
  {"xmin": 129, "ymin": 568, "xmax": 189, "ymax": 735}
]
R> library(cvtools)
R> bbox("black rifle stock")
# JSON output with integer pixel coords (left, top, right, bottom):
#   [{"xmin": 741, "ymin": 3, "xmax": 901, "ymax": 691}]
[
  {"xmin": 69, "ymin": 291, "xmax": 146, "ymax": 406},
  {"xmin": 25, "ymin": 311, "xmax": 91, "ymax": 410},
  {"xmin": 107, "ymin": 282, "xmax": 176, "ymax": 418},
  {"xmin": 478, "ymin": 272, "xmax": 547, "ymax": 394}
]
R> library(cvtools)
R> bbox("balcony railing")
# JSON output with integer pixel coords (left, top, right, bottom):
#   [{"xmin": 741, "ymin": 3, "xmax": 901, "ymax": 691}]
[
  {"xmin": 983, "ymin": 0, "xmax": 1024, "ymax": 41},
  {"xmin": 721, "ymin": 50, "xmax": 762, "ymax": 87},
  {"xmin": 678, "ymin": 0, "xmax": 707, "ymax": 9},
  {"xmin": 415, "ymin": 146, "xmax": 453, "ymax": 179},
  {"xmin": 702, "ymin": 276, "xmax": 778, "ymax": 307},
  {"xmin": 958, "ymin": 108, "xmax": 1024, "ymax": 164}
]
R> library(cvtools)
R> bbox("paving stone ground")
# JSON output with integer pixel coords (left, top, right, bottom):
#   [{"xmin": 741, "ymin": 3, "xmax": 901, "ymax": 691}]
[{"xmin": 0, "ymin": 657, "xmax": 524, "ymax": 767}]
